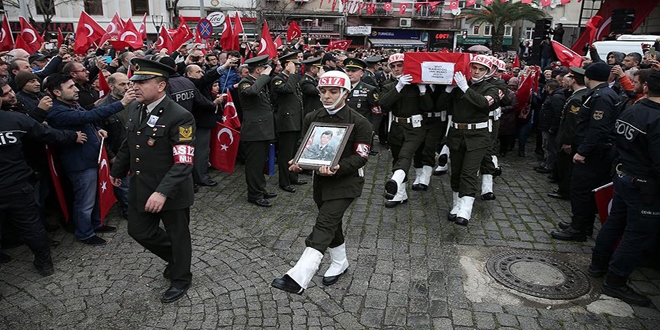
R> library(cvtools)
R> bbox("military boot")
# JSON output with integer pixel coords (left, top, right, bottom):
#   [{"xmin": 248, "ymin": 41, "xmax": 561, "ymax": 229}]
[
  {"xmin": 588, "ymin": 254, "xmax": 609, "ymax": 278},
  {"xmin": 411, "ymin": 167, "xmax": 424, "ymax": 191},
  {"xmin": 434, "ymin": 145, "xmax": 450, "ymax": 175},
  {"xmin": 481, "ymin": 174, "xmax": 496, "ymax": 200},
  {"xmin": 386, "ymin": 182, "xmax": 408, "ymax": 208},
  {"xmin": 448, "ymin": 191, "xmax": 460, "ymax": 222},
  {"xmin": 272, "ymin": 247, "xmax": 323, "ymax": 295},
  {"xmin": 323, "ymin": 243, "xmax": 349, "ymax": 286},
  {"xmin": 455, "ymin": 196, "xmax": 475, "ymax": 226},
  {"xmin": 385, "ymin": 169, "xmax": 406, "ymax": 199}
]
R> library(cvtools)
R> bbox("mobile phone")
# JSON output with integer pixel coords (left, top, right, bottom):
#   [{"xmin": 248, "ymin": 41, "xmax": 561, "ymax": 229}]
[
  {"xmin": 45, "ymin": 43, "xmax": 54, "ymax": 50},
  {"xmin": 101, "ymin": 55, "xmax": 112, "ymax": 64}
]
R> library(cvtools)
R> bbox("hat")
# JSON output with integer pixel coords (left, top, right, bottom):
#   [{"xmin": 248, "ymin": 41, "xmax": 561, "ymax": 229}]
[
  {"xmin": 507, "ymin": 77, "xmax": 519, "ymax": 86},
  {"xmin": 322, "ymin": 53, "xmax": 338, "ymax": 63},
  {"xmin": 244, "ymin": 55, "xmax": 270, "ymax": 68},
  {"xmin": 365, "ymin": 56, "xmax": 384, "ymax": 64},
  {"xmin": 157, "ymin": 56, "xmax": 177, "ymax": 70},
  {"xmin": 344, "ymin": 58, "xmax": 366, "ymax": 70},
  {"xmin": 28, "ymin": 53, "xmax": 48, "ymax": 64},
  {"xmin": 15, "ymin": 71, "xmax": 40, "ymax": 90},
  {"xmin": 129, "ymin": 58, "xmax": 176, "ymax": 81},
  {"xmin": 279, "ymin": 52, "xmax": 301, "ymax": 64},
  {"xmin": 569, "ymin": 66, "xmax": 585, "ymax": 76},
  {"xmin": 551, "ymin": 67, "xmax": 568, "ymax": 78},
  {"xmin": 302, "ymin": 57, "xmax": 322, "ymax": 67},
  {"xmin": 584, "ymin": 62, "xmax": 611, "ymax": 82}
]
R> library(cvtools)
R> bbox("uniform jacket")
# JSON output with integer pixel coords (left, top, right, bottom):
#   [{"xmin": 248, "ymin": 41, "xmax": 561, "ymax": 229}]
[
  {"xmin": 237, "ymin": 74, "xmax": 276, "ymax": 142},
  {"xmin": 346, "ymin": 81, "xmax": 380, "ymax": 121},
  {"xmin": 111, "ymin": 97, "xmax": 196, "ymax": 211},
  {"xmin": 271, "ymin": 72, "xmax": 304, "ymax": 133},
  {"xmin": 300, "ymin": 74, "xmax": 323, "ymax": 114},
  {"xmin": 0, "ymin": 110, "xmax": 77, "ymax": 193},
  {"xmin": 557, "ymin": 87, "xmax": 589, "ymax": 147},
  {"xmin": 380, "ymin": 81, "xmax": 433, "ymax": 119},
  {"xmin": 575, "ymin": 82, "xmax": 619, "ymax": 156},
  {"xmin": 47, "ymin": 99, "xmax": 124, "ymax": 173},
  {"xmin": 614, "ymin": 98, "xmax": 660, "ymax": 179},
  {"xmin": 96, "ymin": 94, "xmax": 128, "ymax": 159},
  {"xmin": 362, "ymin": 70, "xmax": 379, "ymax": 91},
  {"xmin": 303, "ymin": 106, "xmax": 372, "ymax": 201}
]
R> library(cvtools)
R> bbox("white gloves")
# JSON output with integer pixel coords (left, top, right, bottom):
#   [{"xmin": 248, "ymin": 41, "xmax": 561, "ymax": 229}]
[
  {"xmin": 445, "ymin": 85, "xmax": 456, "ymax": 93},
  {"xmin": 454, "ymin": 72, "xmax": 469, "ymax": 93},
  {"xmin": 417, "ymin": 84, "xmax": 427, "ymax": 95},
  {"xmin": 395, "ymin": 74, "xmax": 413, "ymax": 93}
]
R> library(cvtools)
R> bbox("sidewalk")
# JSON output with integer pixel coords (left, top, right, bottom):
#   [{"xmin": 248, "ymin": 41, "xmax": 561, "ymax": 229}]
[{"xmin": 0, "ymin": 149, "xmax": 658, "ymax": 329}]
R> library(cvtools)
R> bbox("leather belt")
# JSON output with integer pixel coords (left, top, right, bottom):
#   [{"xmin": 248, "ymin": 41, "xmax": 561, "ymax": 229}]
[
  {"xmin": 452, "ymin": 121, "xmax": 489, "ymax": 130},
  {"xmin": 392, "ymin": 115, "xmax": 412, "ymax": 124}
]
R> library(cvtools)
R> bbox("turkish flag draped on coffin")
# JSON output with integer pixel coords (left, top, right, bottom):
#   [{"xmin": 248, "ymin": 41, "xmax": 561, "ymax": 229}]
[{"xmin": 403, "ymin": 52, "xmax": 471, "ymax": 84}]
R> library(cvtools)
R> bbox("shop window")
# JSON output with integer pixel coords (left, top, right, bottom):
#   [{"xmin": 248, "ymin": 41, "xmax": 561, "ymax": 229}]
[
  {"xmin": 85, "ymin": 0, "xmax": 103, "ymax": 15},
  {"xmin": 484, "ymin": 25, "xmax": 492, "ymax": 36},
  {"xmin": 504, "ymin": 25, "xmax": 513, "ymax": 37},
  {"xmin": 131, "ymin": 0, "xmax": 149, "ymax": 15}
]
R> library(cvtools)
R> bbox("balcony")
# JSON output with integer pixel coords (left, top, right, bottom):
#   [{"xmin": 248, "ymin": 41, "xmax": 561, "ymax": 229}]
[{"xmin": 346, "ymin": 2, "xmax": 448, "ymax": 20}]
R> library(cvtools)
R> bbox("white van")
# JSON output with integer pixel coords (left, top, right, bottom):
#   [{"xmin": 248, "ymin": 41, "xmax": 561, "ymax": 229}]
[{"xmin": 588, "ymin": 35, "xmax": 658, "ymax": 60}]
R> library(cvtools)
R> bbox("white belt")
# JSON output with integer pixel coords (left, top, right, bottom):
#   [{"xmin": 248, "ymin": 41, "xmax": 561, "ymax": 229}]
[
  {"xmin": 392, "ymin": 115, "xmax": 412, "ymax": 124},
  {"xmin": 451, "ymin": 121, "xmax": 489, "ymax": 130},
  {"xmin": 489, "ymin": 108, "xmax": 502, "ymax": 121},
  {"xmin": 426, "ymin": 112, "xmax": 442, "ymax": 118}
]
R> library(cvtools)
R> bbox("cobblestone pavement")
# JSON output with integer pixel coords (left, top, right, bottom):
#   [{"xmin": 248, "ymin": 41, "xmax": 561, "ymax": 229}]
[{"xmin": 1, "ymin": 145, "xmax": 660, "ymax": 329}]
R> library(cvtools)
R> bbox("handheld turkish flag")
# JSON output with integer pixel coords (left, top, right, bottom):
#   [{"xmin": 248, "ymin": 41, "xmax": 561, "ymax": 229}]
[
  {"xmin": 274, "ymin": 35, "xmax": 283, "ymax": 49},
  {"xmin": 257, "ymin": 21, "xmax": 278, "ymax": 59},
  {"xmin": 515, "ymin": 70, "xmax": 534, "ymax": 117},
  {"xmin": 222, "ymin": 93, "xmax": 241, "ymax": 129},
  {"xmin": 0, "ymin": 14, "xmax": 15, "ymax": 52},
  {"xmin": 286, "ymin": 22, "xmax": 302, "ymax": 42},
  {"xmin": 155, "ymin": 26, "xmax": 173, "ymax": 51},
  {"xmin": 110, "ymin": 18, "xmax": 144, "ymax": 51},
  {"xmin": 210, "ymin": 123, "xmax": 241, "ymax": 173},
  {"xmin": 327, "ymin": 39, "xmax": 352, "ymax": 51},
  {"xmin": 540, "ymin": 0, "xmax": 551, "ymax": 7},
  {"xmin": 99, "ymin": 13, "xmax": 125, "ymax": 46},
  {"xmin": 220, "ymin": 19, "xmax": 234, "ymax": 50},
  {"xmin": 552, "ymin": 40, "xmax": 583, "ymax": 68},
  {"xmin": 593, "ymin": 182, "xmax": 614, "ymax": 224},
  {"xmin": 232, "ymin": 13, "xmax": 244, "ymax": 51},
  {"xmin": 98, "ymin": 140, "xmax": 117, "ymax": 225},
  {"xmin": 98, "ymin": 72, "xmax": 110, "ymax": 98},
  {"xmin": 194, "ymin": 31, "xmax": 207, "ymax": 54},
  {"xmin": 18, "ymin": 16, "xmax": 44, "ymax": 54},
  {"xmin": 171, "ymin": 17, "xmax": 193, "ymax": 51},
  {"xmin": 57, "ymin": 28, "xmax": 64, "ymax": 48},
  {"xmin": 138, "ymin": 13, "xmax": 148, "ymax": 40},
  {"xmin": 512, "ymin": 54, "xmax": 520, "ymax": 68},
  {"xmin": 45, "ymin": 146, "xmax": 70, "ymax": 222},
  {"xmin": 585, "ymin": 15, "xmax": 604, "ymax": 45},
  {"xmin": 73, "ymin": 12, "xmax": 105, "ymax": 54}
]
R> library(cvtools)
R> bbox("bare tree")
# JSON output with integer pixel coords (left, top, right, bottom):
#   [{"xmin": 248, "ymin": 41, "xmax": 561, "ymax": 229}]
[{"xmin": 5, "ymin": 0, "xmax": 85, "ymax": 33}]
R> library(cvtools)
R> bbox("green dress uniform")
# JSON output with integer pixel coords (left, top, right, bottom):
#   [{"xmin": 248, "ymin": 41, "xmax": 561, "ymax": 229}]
[
  {"xmin": 345, "ymin": 81, "xmax": 381, "ymax": 133},
  {"xmin": 300, "ymin": 73, "xmax": 323, "ymax": 114},
  {"xmin": 412, "ymin": 85, "xmax": 448, "ymax": 189},
  {"xmin": 480, "ymin": 77, "xmax": 510, "ymax": 176},
  {"xmin": 237, "ymin": 55, "xmax": 277, "ymax": 204},
  {"xmin": 272, "ymin": 62, "xmax": 304, "ymax": 190},
  {"xmin": 362, "ymin": 70, "xmax": 379, "ymax": 91},
  {"xmin": 555, "ymin": 86, "xmax": 589, "ymax": 198}
]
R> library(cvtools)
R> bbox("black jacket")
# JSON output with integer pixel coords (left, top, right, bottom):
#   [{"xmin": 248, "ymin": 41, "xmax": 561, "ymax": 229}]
[
  {"xmin": 538, "ymin": 88, "xmax": 566, "ymax": 133},
  {"xmin": 575, "ymin": 83, "xmax": 618, "ymax": 156}
]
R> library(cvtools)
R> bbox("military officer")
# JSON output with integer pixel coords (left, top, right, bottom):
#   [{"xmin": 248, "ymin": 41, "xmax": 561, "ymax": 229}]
[
  {"xmin": 381, "ymin": 53, "xmax": 433, "ymax": 208},
  {"xmin": 271, "ymin": 71, "xmax": 372, "ymax": 294},
  {"xmin": 551, "ymin": 62, "xmax": 619, "ymax": 241},
  {"xmin": 109, "ymin": 58, "xmax": 196, "ymax": 303},
  {"xmin": 362, "ymin": 56, "xmax": 382, "ymax": 90},
  {"xmin": 437, "ymin": 55, "xmax": 499, "ymax": 226},
  {"xmin": 272, "ymin": 52, "xmax": 307, "ymax": 193},
  {"xmin": 237, "ymin": 55, "xmax": 278, "ymax": 207},
  {"xmin": 344, "ymin": 58, "xmax": 381, "ymax": 155},
  {"xmin": 300, "ymin": 57, "xmax": 324, "ymax": 114}
]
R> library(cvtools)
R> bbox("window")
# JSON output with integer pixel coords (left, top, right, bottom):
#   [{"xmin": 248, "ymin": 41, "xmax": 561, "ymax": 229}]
[
  {"xmin": 85, "ymin": 0, "xmax": 103, "ymax": 15},
  {"xmin": 484, "ymin": 25, "xmax": 491, "ymax": 36},
  {"xmin": 472, "ymin": 25, "xmax": 480, "ymax": 35},
  {"xmin": 36, "ymin": 0, "xmax": 56, "ymax": 15},
  {"xmin": 525, "ymin": 27, "xmax": 534, "ymax": 40},
  {"xmin": 504, "ymin": 25, "xmax": 513, "ymax": 37},
  {"xmin": 131, "ymin": 0, "xmax": 149, "ymax": 15}
]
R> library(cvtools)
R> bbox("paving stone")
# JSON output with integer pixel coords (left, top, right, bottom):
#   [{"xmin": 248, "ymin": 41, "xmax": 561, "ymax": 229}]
[{"xmin": 451, "ymin": 309, "xmax": 473, "ymax": 327}]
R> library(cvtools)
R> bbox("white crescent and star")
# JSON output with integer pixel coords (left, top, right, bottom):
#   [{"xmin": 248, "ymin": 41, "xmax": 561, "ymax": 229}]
[
  {"xmin": 100, "ymin": 159, "xmax": 109, "ymax": 192},
  {"xmin": 22, "ymin": 28, "xmax": 37, "ymax": 43},
  {"xmin": 120, "ymin": 31, "xmax": 137, "ymax": 41},
  {"xmin": 156, "ymin": 36, "xmax": 164, "ymax": 47},
  {"xmin": 85, "ymin": 24, "xmax": 95, "ymax": 37},
  {"xmin": 0, "ymin": 30, "xmax": 5, "ymax": 43},
  {"xmin": 259, "ymin": 38, "xmax": 267, "ymax": 54},
  {"xmin": 226, "ymin": 103, "xmax": 238, "ymax": 119},
  {"xmin": 108, "ymin": 22, "xmax": 117, "ymax": 35},
  {"xmin": 217, "ymin": 128, "xmax": 234, "ymax": 151}
]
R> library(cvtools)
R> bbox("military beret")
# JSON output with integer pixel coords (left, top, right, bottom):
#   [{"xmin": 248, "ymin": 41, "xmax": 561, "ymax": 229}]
[{"xmin": 584, "ymin": 62, "xmax": 611, "ymax": 82}]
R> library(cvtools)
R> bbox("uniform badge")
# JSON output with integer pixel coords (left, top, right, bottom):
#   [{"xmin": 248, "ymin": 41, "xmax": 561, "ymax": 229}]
[
  {"xmin": 373, "ymin": 93, "xmax": 379, "ymax": 101},
  {"xmin": 179, "ymin": 126, "xmax": 193, "ymax": 141},
  {"xmin": 274, "ymin": 80, "xmax": 283, "ymax": 86},
  {"xmin": 241, "ymin": 83, "xmax": 251, "ymax": 90},
  {"xmin": 593, "ymin": 110, "xmax": 604, "ymax": 120},
  {"xmin": 147, "ymin": 137, "xmax": 156, "ymax": 147},
  {"xmin": 357, "ymin": 103, "xmax": 361, "ymax": 108},
  {"xmin": 147, "ymin": 115, "xmax": 159, "ymax": 127},
  {"xmin": 570, "ymin": 105, "xmax": 580, "ymax": 114}
]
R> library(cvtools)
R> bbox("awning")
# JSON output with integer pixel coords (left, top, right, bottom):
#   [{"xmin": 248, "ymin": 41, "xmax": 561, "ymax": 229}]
[{"xmin": 369, "ymin": 38, "xmax": 425, "ymax": 48}]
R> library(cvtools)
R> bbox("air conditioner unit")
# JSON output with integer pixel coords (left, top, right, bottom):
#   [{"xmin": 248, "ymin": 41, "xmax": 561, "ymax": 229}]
[{"xmin": 399, "ymin": 18, "xmax": 412, "ymax": 28}]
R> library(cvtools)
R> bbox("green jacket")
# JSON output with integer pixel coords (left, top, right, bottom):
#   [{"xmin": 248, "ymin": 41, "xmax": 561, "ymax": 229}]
[
  {"xmin": 346, "ymin": 81, "xmax": 380, "ymax": 120},
  {"xmin": 380, "ymin": 82, "xmax": 433, "ymax": 119},
  {"xmin": 237, "ymin": 74, "xmax": 276, "ymax": 142},
  {"xmin": 300, "ymin": 73, "xmax": 323, "ymax": 115},
  {"xmin": 272, "ymin": 72, "xmax": 304, "ymax": 133}
]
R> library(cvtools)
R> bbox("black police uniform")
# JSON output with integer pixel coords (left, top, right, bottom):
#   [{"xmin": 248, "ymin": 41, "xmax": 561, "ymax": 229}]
[
  {"xmin": 591, "ymin": 97, "xmax": 660, "ymax": 306},
  {"xmin": 111, "ymin": 59, "xmax": 196, "ymax": 299},
  {"xmin": 272, "ymin": 53, "xmax": 305, "ymax": 191},
  {"xmin": 0, "ymin": 110, "xmax": 78, "ymax": 275},
  {"xmin": 237, "ymin": 55, "xmax": 277, "ymax": 206}
]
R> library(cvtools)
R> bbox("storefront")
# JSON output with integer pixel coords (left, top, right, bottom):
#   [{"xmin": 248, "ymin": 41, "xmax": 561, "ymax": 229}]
[
  {"xmin": 367, "ymin": 29, "xmax": 425, "ymax": 50},
  {"xmin": 458, "ymin": 36, "xmax": 514, "ymax": 47},
  {"xmin": 428, "ymin": 31, "xmax": 455, "ymax": 50}
]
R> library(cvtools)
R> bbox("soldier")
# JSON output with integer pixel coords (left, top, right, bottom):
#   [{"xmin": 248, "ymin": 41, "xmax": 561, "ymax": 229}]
[
  {"xmin": 237, "ymin": 55, "xmax": 278, "ymax": 207},
  {"xmin": 548, "ymin": 66, "xmax": 589, "ymax": 201},
  {"xmin": 437, "ymin": 55, "xmax": 499, "ymax": 226},
  {"xmin": 551, "ymin": 62, "xmax": 619, "ymax": 241},
  {"xmin": 271, "ymin": 71, "xmax": 372, "ymax": 294},
  {"xmin": 362, "ymin": 56, "xmax": 382, "ymax": 90},
  {"xmin": 109, "ymin": 58, "xmax": 196, "ymax": 303},
  {"xmin": 587, "ymin": 70, "xmax": 660, "ymax": 307},
  {"xmin": 344, "ymin": 58, "xmax": 381, "ymax": 155},
  {"xmin": 300, "ymin": 57, "xmax": 324, "ymax": 115},
  {"xmin": 381, "ymin": 54, "xmax": 433, "ymax": 208},
  {"xmin": 272, "ymin": 52, "xmax": 307, "ymax": 193},
  {"xmin": 412, "ymin": 84, "xmax": 446, "ymax": 191},
  {"xmin": 301, "ymin": 130, "xmax": 336, "ymax": 161}
]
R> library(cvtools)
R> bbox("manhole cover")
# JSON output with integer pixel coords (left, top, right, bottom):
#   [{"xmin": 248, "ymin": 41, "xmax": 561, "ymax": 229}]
[{"xmin": 486, "ymin": 251, "xmax": 590, "ymax": 300}]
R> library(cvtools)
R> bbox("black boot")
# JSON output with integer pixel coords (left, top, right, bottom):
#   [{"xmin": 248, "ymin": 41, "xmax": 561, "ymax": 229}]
[
  {"xmin": 588, "ymin": 254, "xmax": 609, "ymax": 278},
  {"xmin": 602, "ymin": 274, "xmax": 651, "ymax": 307}
]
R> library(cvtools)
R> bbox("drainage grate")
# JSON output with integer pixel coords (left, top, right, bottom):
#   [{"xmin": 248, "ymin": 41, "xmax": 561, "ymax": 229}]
[{"xmin": 486, "ymin": 251, "xmax": 590, "ymax": 300}]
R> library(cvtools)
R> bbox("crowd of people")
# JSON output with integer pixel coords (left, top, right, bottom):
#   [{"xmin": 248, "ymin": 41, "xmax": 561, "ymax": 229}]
[{"xmin": 0, "ymin": 33, "xmax": 659, "ymax": 306}]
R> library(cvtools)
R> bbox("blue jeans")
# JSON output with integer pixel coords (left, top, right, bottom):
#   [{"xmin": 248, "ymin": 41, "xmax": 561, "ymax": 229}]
[{"xmin": 67, "ymin": 168, "xmax": 101, "ymax": 240}]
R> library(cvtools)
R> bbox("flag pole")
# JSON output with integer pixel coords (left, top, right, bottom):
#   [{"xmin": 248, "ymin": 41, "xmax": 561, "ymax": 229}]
[{"xmin": 98, "ymin": 137, "xmax": 105, "ymax": 163}]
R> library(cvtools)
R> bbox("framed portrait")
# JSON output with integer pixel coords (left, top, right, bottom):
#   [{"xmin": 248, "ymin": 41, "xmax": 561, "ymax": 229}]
[{"xmin": 294, "ymin": 122, "xmax": 354, "ymax": 170}]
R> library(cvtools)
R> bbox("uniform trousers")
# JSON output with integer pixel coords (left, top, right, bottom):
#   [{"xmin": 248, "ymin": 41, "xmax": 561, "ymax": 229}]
[
  {"xmin": 193, "ymin": 128, "xmax": 211, "ymax": 184},
  {"xmin": 448, "ymin": 131, "xmax": 490, "ymax": 197},
  {"xmin": 277, "ymin": 131, "xmax": 300, "ymax": 188},
  {"xmin": 555, "ymin": 150, "xmax": 574, "ymax": 197},
  {"xmin": 388, "ymin": 123, "xmax": 426, "ymax": 179},
  {"xmin": 413, "ymin": 120, "xmax": 445, "ymax": 168},
  {"xmin": 480, "ymin": 120, "xmax": 500, "ymax": 175},
  {"xmin": 243, "ymin": 140, "xmax": 270, "ymax": 201},
  {"xmin": 0, "ymin": 183, "xmax": 51, "ymax": 264},
  {"xmin": 128, "ymin": 205, "xmax": 192, "ymax": 288},
  {"xmin": 592, "ymin": 174, "xmax": 660, "ymax": 278},
  {"xmin": 305, "ymin": 194, "xmax": 353, "ymax": 253},
  {"xmin": 569, "ymin": 150, "xmax": 612, "ymax": 232}
]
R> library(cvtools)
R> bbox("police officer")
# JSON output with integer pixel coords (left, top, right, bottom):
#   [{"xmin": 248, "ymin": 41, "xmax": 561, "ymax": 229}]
[
  {"xmin": 237, "ymin": 55, "xmax": 277, "ymax": 207},
  {"xmin": 109, "ymin": 58, "xmax": 196, "ymax": 303},
  {"xmin": 548, "ymin": 66, "xmax": 589, "ymax": 201},
  {"xmin": 587, "ymin": 70, "xmax": 660, "ymax": 307},
  {"xmin": 362, "ymin": 56, "xmax": 382, "ymax": 89},
  {"xmin": 272, "ymin": 52, "xmax": 307, "ymax": 193},
  {"xmin": 300, "ymin": 57, "xmax": 324, "ymax": 115},
  {"xmin": 344, "ymin": 58, "xmax": 381, "ymax": 155},
  {"xmin": 437, "ymin": 55, "xmax": 499, "ymax": 226},
  {"xmin": 551, "ymin": 62, "xmax": 619, "ymax": 241},
  {"xmin": 271, "ymin": 71, "xmax": 372, "ymax": 294},
  {"xmin": 381, "ymin": 54, "xmax": 433, "ymax": 208},
  {"xmin": 0, "ymin": 79, "xmax": 85, "ymax": 276}
]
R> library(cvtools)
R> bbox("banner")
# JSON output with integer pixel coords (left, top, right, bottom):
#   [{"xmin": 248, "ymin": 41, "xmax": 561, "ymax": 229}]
[
  {"xmin": 98, "ymin": 142, "xmax": 116, "ymax": 224},
  {"xmin": 593, "ymin": 182, "xmax": 614, "ymax": 224}
]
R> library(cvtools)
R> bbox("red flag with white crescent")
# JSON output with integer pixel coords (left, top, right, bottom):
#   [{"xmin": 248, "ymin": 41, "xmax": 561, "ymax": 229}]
[
  {"xmin": 110, "ymin": 18, "xmax": 144, "ymax": 51},
  {"xmin": 383, "ymin": 2, "xmax": 392, "ymax": 11},
  {"xmin": 232, "ymin": 13, "xmax": 244, "ymax": 51},
  {"xmin": 18, "ymin": 16, "xmax": 44, "ymax": 54},
  {"xmin": 155, "ymin": 25, "xmax": 173, "ymax": 51},
  {"xmin": 57, "ymin": 28, "xmax": 64, "ymax": 48},
  {"xmin": 0, "ymin": 14, "xmax": 14, "ymax": 52},
  {"xmin": 552, "ymin": 40, "xmax": 583, "ymax": 68},
  {"xmin": 98, "ymin": 142, "xmax": 116, "ymax": 224},
  {"xmin": 450, "ymin": 1, "xmax": 459, "ymax": 10},
  {"xmin": 138, "ymin": 13, "xmax": 148, "ymax": 40},
  {"xmin": 540, "ymin": 0, "xmax": 551, "ymax": 7},
  {"xmin": 594, "ymin": 182, "xmax": 614, "ymax": 224},
  {"xmin": 274, "ymin": 35, "xmax": 283, "ymax": 49},
  {"xmin": 286, "ymin": 21, "xmax": 302, "ymax": 43},
  {"xmin": 98, "ymin": 72, "xmax": 110, "ymax": 99},
  {"xmin": 222, "ymin": 92, "xmax": 241, "ymax": 130},
  {"xmin": 100, "ymin": 13, "xmax": 125, "ymax": 46},
  {"xmin": 257, "ymin": 21, "xmax": 278, "ymax": 59},
  {"xmin": 45, "ymin": 146, "xmax": 70, "ymax": 222},
  {"xmin": 220, "ymin": 19, "xmax": 234, "ymax": 50},
  {"xmin": 398, "ymin": 3, "xmax": 408, "ymax": 14},
  {"xmin": 210, "ymin": 122, "xmax": 241, "ymax": 173},
  {"xmin": 327, "ymin": 39, "xmax": 351, "ymax": 51}
]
